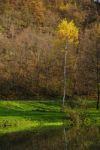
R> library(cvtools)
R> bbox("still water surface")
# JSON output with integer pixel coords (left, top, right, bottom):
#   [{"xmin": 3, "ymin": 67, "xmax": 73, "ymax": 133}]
[{"xmin": 0, "ymin": 126, "xmax": 100, "ymax": 150}]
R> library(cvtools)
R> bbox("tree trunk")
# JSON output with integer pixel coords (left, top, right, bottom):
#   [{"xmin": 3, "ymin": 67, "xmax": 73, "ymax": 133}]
[
  {"xmin": 96, "ymin": 51, "xmax": 99, "ymax": 110},
  {"xmin": 63, "ymin": 49, "xmax": 68, "ymax": 106}
]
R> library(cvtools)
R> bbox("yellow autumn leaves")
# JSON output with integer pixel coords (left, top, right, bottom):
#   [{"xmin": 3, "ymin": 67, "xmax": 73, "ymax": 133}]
[{"xmin": 57, "ymin": 19, "xmax": 79, "ymax": 45}]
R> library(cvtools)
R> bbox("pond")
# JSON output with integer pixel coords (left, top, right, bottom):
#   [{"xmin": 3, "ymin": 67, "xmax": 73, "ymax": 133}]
[{"xmin": 0, "ymin": 126, "xmax": 100, "ymax": 150}]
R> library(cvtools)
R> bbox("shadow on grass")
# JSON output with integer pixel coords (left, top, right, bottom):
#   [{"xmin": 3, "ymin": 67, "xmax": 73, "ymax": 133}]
[{"xmin": 0, "ymin": 106, "xmax": 65, "ymax": 122}]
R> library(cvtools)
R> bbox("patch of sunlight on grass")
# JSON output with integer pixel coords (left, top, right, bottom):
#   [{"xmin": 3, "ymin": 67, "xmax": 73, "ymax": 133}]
[{"xmin": 0, "ymin": 118, "xmax": 63, "ymax": 135}]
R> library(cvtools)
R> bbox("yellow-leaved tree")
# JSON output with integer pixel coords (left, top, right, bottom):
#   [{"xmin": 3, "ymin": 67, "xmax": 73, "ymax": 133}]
[
  {"xmin": 57, "ymin": 19, "xmax": 79, "ymax": 45},
  {"xmin": 57, "ymin": 19, "xmax": 79, "ymax": 106}
]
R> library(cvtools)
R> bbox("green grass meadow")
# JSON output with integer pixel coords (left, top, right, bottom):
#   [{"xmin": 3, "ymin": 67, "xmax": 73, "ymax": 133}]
[
  {"xmin": 0, "ymin": 100, "xmax": 100, "ymax": 134},
  {"xmin": 0, "ymin": 101, "xmax": 65, "ymax": 134}
]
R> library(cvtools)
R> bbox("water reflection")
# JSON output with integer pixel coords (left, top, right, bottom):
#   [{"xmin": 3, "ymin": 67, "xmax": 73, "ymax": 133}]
[{"xmin": 0, "ymin": 126, "xmax": 100, "ymax": 150}]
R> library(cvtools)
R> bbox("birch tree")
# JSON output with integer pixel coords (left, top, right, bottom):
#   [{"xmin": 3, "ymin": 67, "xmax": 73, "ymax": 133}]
[{"xmin": 57, "ymin": 19, "xmax": 79, "ymax": 106}]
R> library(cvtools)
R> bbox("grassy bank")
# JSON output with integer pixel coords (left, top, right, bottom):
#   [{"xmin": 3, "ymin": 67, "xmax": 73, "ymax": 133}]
[
  {"xmin": 0, "ymin": 100, "xmax": 100, "ymax": 134},
  {"xmin": 0, "ymin": 101, "xmax": 65, "ymax": 134}
]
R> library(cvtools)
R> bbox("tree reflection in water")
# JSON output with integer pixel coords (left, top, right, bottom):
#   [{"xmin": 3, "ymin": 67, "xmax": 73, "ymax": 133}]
[
  {"xmin": 0, "ymin": 126, "xmax": 100, "ymax": 150},
  {"xmin": 63, "ymin": 128, "xmax": 67, "ymax": 150}
]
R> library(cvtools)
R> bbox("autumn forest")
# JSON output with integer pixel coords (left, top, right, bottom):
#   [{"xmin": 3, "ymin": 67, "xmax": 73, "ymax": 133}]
[{"xmin": 0, "ymin": 0, "xmax": 99, "ymax": 104}]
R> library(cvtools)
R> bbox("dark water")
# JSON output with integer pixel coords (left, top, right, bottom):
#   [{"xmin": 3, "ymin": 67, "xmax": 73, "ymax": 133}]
[{"xmin": 0, "ymin": 126, "xmax": 100, "ymax": 150}]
